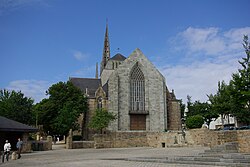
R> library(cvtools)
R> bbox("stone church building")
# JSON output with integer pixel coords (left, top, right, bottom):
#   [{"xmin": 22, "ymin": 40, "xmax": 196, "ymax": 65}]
[{"xmin": 70, "ymin": 24, "xmax": 181, "ymax": 140}]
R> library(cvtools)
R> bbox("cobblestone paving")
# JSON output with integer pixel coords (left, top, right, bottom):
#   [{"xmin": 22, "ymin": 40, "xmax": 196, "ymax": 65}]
[{"xmin": 0, "ymin": 145, "xmax": 224, "ymax": 167}]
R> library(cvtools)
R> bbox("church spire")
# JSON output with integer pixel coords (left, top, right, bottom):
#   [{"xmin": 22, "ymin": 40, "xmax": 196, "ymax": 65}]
[
  {"xmin": 95, "ymin": 62, "xmax": 98, "ymax": 79},
  {"xmin": 100, "ymin": 20, "xmax": 110, "ymax": 75}
]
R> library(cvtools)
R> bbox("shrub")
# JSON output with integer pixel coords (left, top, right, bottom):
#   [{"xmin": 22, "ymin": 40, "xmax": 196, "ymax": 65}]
[
  {"xmin": 72, "ymin": 135, "xmax": 82, "ymax": 141},
  {"xmin": 186, "ymin": 115, "xmax": 204, "ymax": 129}
]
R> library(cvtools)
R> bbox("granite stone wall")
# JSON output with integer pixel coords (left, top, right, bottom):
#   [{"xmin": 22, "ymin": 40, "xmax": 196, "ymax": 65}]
[
  {"xmin": 186, "ymin": 129, "xmax": 250, "ymax": 153},
  {"xmin": 67, "ymin": 130, "xmax": 250, "ymax": 153},
  {"xmin": 108, "ymin": 49, "xmax": 167, "ymax": 132}
]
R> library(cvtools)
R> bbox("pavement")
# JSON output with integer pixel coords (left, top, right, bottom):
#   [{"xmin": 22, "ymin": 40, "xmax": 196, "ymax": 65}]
[{"xmin": 0, "ymin": 144, "xmax": 228, "ymax": 167}]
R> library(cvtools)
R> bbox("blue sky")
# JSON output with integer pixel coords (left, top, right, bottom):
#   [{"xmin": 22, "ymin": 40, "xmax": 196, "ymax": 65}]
[{"xmin": 1, "ymin": 0, "xmax": 250, "ymax": 103}]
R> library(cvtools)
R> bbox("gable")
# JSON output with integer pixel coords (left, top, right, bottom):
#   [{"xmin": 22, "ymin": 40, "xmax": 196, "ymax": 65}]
[{"xmin": 109, "ymin": 48, "xmax": 166, "ymax": 83}]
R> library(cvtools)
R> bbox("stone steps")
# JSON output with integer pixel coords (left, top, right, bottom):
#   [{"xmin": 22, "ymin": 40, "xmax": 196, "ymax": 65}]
[
  {"xmin": 127, "ymin": 143, "xmax": 250, "ymax": 166},
  {"xmin": 173, "ymin": 154, "xmax": 250, "ymax": 163},
  {"xmin": 128, "ymin": 157, "xmax": 250, "ymax": 167}
]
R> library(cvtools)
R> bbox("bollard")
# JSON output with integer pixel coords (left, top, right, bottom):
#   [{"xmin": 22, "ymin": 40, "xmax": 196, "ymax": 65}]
[{"xmin": 11, "ymin": 151, "xmax": 17, "ymax": 160}]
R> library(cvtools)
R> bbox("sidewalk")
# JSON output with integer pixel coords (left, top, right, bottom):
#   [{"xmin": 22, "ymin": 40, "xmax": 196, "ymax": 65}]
[{"xmin": 0, "ymin": 146, "xmax": 225, "ymax": 167}]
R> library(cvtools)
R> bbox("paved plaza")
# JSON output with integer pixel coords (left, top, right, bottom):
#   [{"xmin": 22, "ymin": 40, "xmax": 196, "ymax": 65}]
[{"xmin": 0, "ymin": 144, "xmax": 230, "ymax": 167}]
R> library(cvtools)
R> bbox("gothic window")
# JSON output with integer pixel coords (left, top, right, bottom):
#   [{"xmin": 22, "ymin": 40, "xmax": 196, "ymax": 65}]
[
  {"xmin": 130, "ymin": 63, "xmax": 145, "ymax": 111},
  {"xmin": 97, "ymin": 97, "xmax": 102, "ymax": 109}
]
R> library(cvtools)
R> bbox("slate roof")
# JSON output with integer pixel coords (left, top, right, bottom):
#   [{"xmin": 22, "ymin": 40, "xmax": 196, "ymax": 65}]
[
  {"xmin": 110, "ymin": 53, "xmax": 126, "ymax": 61},
  {"xmin": 70, "ymin": 77, "xmax": 107, "ymax": 98},
  {"xmin": 0, "ymin": 116, "xmax": 38, "ymax": 132}
]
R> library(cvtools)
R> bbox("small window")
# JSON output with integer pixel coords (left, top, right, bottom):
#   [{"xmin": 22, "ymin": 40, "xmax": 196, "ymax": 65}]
[{"xmin": 97, "ymin": 97, "xmax": 102, "ymax": 109}]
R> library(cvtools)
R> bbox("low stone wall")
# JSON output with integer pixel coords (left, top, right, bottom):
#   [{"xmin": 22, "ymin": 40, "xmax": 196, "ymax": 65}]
[
  {"xmin": 147, "ymin": 131, "xmax": 185, "ymax": 148},
  {"xmin": 93, "ymin": 132, "xmax": 148, "ymax": 148},
  {"xmin": 72, "ymin": 141, "xmax": 94, "ymax": 149},
  {"xmin": 185, "ymin": 129, "xmax": 250, "ymax": 153},
  {"xmin": 185, "ymin": 128, "xmax": 216, "ymax": 147},
  {"xmin": 237, "ymin": 130, "xmax": 250, "ymax": 153},
  {"xmin": 66, "ymin": 129, "xmax": 250, "ymax": 153},
  {"xmin": 112, "ymin": 131, "xmax": 148, "ymax": 148}
]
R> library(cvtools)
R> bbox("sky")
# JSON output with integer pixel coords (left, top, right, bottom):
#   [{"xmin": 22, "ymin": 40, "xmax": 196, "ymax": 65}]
[{"xmin": 1, "ymin": 0, "xmax": 250, "ymax": 104}]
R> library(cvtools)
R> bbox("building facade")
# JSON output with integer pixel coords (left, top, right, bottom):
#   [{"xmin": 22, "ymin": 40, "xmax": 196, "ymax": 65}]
[{"xmin": 70, "ymin": 24, "xmax": 181, "ymax": 140}]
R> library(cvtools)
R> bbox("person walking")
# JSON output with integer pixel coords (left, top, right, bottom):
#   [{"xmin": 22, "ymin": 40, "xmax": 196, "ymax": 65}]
[
  {"xmin": 2, "ymin": 140, "xmax": 11, "ymax": 163},
  {"xmin": 16, "ymin": 138, "xmax": 23, "ymax": 159}
]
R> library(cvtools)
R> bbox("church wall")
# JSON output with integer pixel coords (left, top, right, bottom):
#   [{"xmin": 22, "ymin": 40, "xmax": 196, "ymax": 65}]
[
  {"xmin": 107, "ymin": 72, "xmax": 119, "ymax": 131},
  {"xmin": 82, "ymin": 97, "xmax": 109, "ymax": 140},
  {"xmin": 146, "ymin": 74, "xmax": 166, "ymax": 131},
  {"xmin": 108, "ymin": 49, "xmax": 167, "ymax": 132},
  {"xmin": 100, "ymin": 69, "xmax": 114, "ymax": 86}
]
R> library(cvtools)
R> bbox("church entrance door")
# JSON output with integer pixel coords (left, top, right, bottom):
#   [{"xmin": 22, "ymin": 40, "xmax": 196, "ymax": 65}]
[{"xmin": 130, "ymin": 114, "xmax": 146, "ymax": 130}]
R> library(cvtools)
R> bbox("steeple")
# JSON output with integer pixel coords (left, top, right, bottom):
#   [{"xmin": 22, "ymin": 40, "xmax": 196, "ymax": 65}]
[
  {"xmin": 100, "ymin": 21, "xmax": 110, "ymax": 75},
  {"xmin": 95, "ymin": 62, "xmax": 98, "ymax": 79}
]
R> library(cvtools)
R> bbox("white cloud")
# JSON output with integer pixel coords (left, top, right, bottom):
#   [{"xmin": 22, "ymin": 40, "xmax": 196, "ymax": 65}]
[
  {"xmin": 72, "ymin": 50, "xmax": 89, "ymax": 61},
  {"xmin": 224, "ymin": 27, "xmax": 250, "ymax": 43},
  {"xmin": 174, "ymin": 27, "xmax": 250, "ymax": 57},
  {"xmin": 6, "ymin": 80, "xmax": 50, "ymax": 103},
  {"xmin": 162, "ymin": 27, "xmax": 250, "ymax": 103},
  {"xmin": 178, "ymin": 27, "xmax": 225, "ymax": 55},
  {"xmin": 161, "ymin": 61, "xmax": 238, "ymax": 103}
]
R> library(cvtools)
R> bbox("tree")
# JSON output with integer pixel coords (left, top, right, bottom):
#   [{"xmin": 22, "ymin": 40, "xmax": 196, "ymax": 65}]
[
  {"xmin": 88, "ymin": 108, "xmax": 116, "ymax": 133},
  {"xmin": 208, "ymin": 81, "xmax": 232, "ymax": 126},
  {"xmin": 186, "ymin": 95, "xmax": 218, "ymax": 128},
  {"xmin": 185, "ymin": 115, "xmax": 204, "ymax": 129},
  {"xmin": 207, "ymin": 36, "xmax": 250, "ymax": 126},
  {"xmin": 230, "ymin": 35, "xmax": 250, "ymax": 124},
  {"xmin": 0, "ymin": 89, "xmax": 34, "ymax": 125},
  {"xmin": 33, "ymin": 81, "xmax": 88, "ymax": 136}
]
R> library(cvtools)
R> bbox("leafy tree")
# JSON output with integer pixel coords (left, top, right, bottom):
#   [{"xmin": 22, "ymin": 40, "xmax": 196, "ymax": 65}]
[
  {"xmin": 0, "ymin": 89, "xmax": 34, "ymax": 125},
  {"xmin": 186, "ymin": 95, "xmax": 218, "ymax": 128},
  {"xmin": 230, "ymin": 35, "xmax": 250, "ymax": 124},
  {"xmin": 33, "ymin": 81, "xmax": 88, "ymax": 136},
  {"xmin": 208, "ymin": 81, "xmax": 232, "ymax": 126},
  {"xmin": 207, "ymin": 36, "xmax": 250, "ymax": 126},
  {"xmin": 185, "ymin": 115, "xmax": 204, "ymax": 129},
  {"xmin": 88, "ymin": 108, "xmax": 116, "ymax": 133},
  {"xmin": 201, "ymin": 102, "xmax": 219, "ymax": 128}
]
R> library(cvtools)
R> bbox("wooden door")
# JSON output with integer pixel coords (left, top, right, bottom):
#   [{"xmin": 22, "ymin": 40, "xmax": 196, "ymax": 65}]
[{"xmin": 130, "ymin": 114, "xmax": 146, "ymax": 130}]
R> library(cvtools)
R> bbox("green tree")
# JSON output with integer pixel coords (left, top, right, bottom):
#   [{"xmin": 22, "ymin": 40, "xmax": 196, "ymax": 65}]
[
  {"xmin": 0, "ymin": 89, "xmax": 34, "ymax": 125},
  {"xmin": 33, "ymin": 81, "xmax": 88, "ymax": 136},
  {"xmin": 88, "ymin": 108, "xmax": 116, "ymax": 133},
  {"xmin": 185, "ymin": 115, "xmax": 204, "ymax": 129},
  {"xmin": 208, "ymin": 81, "xmax": 232, "ymax": 126},
  {"xmin": 186, "ymin": 95, "xmax": 218, "ymax": 128},
  {"xmin": 230, "ymin": 35, "xmax": 250, "ymax": 124}
]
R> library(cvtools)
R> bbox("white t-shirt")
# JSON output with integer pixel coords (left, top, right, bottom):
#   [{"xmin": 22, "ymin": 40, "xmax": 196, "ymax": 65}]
[{"xmin": 4, "ymin": 143, "xmax": 11, "ymax": 152}]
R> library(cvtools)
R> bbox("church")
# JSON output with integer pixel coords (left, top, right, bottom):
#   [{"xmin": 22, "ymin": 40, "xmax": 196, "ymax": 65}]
[{"xmin": 70, "ymin": 24, "xmax": 181, "ymax": 140}]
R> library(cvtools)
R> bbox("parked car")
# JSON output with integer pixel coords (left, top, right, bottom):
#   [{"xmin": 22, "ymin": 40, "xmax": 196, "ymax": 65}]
[{"xmin": 238, "ymin": 125, "xmax": 250, "ymax": 130}]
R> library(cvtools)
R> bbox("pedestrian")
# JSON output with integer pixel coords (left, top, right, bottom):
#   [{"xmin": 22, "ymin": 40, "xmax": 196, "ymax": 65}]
[
  {"xmin": 2, "ymin": 140, "xmax": 11, "ymax": 163},
  {"xmin": 16, "ymin": 138, "xmax": 23, "ymax": 159}
]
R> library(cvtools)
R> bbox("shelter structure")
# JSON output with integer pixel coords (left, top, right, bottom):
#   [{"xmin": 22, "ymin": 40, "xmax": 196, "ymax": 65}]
[{"xmin": 0, "ymin": 116, "xmax": 37, "ymax": 152}]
